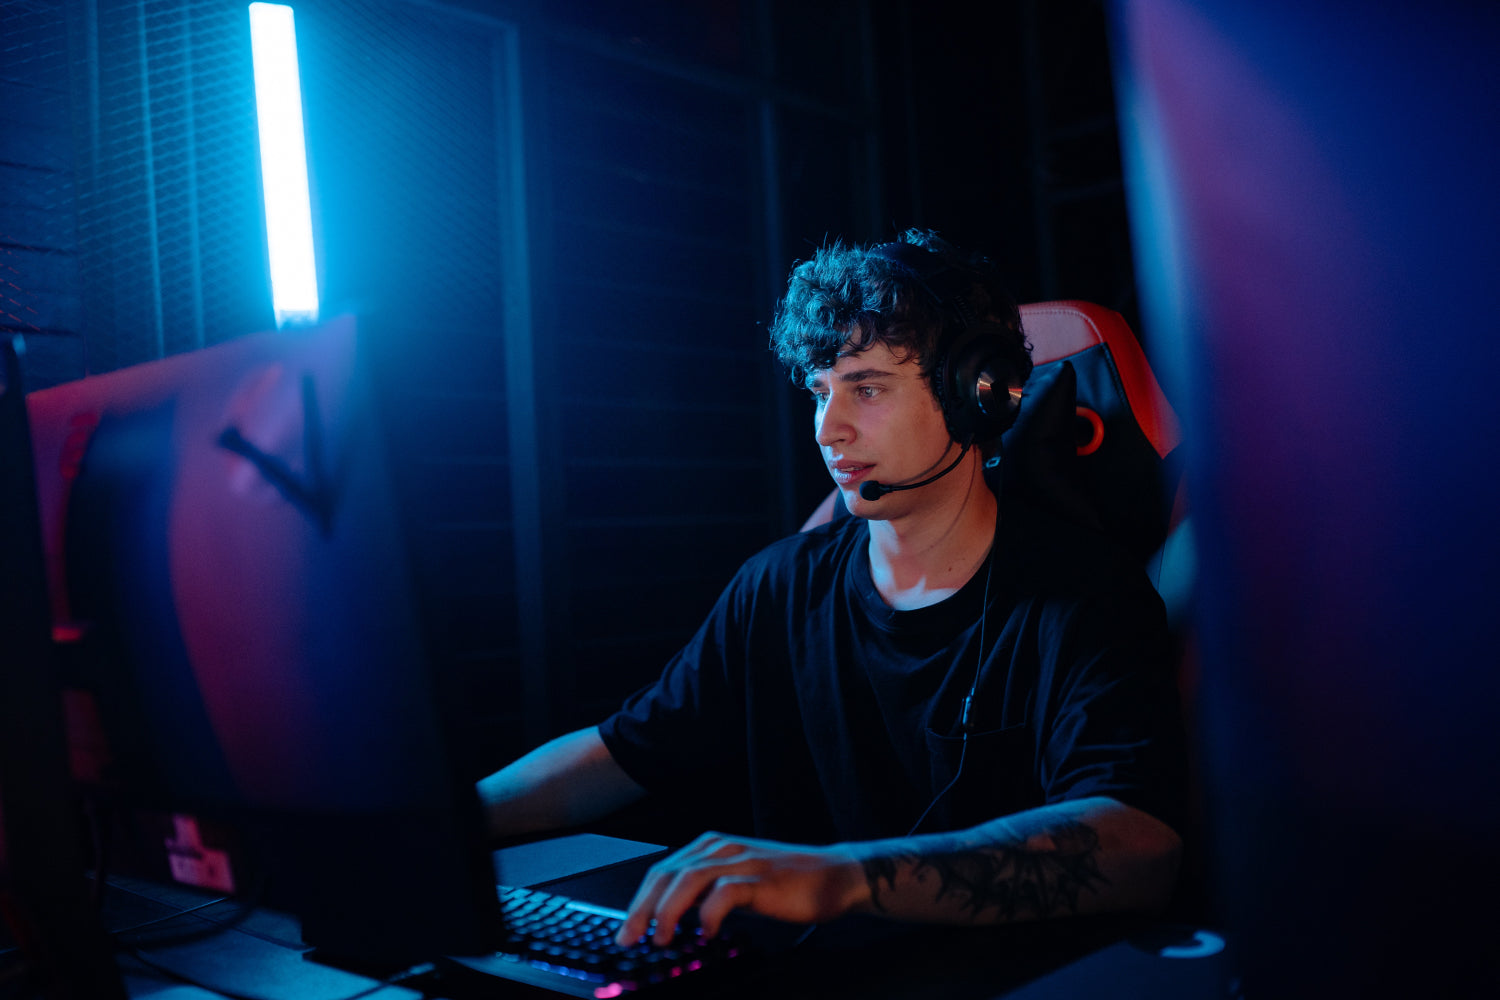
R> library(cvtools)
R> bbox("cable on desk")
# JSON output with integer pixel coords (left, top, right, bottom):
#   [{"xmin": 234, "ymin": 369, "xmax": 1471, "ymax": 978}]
[
  {"xmin": 104, "ymin": 890, "xmax": 231, "ymax": 938},
  {"xmin": 108, "ymin": 873, "xmax": 270, "ymax": 950}
]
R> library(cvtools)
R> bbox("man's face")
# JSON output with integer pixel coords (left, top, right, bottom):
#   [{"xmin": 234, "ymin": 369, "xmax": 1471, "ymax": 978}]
[{"xmin": 807, "ymin": 341, "xmax": 957, "ymax": 519}]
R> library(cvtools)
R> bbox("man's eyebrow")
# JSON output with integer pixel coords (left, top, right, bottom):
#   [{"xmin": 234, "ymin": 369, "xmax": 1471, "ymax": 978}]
[
  {"xmin": 806, "ymin": 367, "xmax": 900, "ymax": 388},
  {"xmin": 835, "ymin": 367, "xmax": 900, "ymax": 383}
]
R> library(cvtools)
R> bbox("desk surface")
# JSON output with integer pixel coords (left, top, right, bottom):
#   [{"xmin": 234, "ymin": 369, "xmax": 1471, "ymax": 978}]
[{"xmin": 79, "ymin": 838, "xmax": 1234, "ymax": 1000}]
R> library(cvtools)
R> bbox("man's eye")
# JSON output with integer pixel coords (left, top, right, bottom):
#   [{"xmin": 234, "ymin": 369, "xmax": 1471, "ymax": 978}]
[
  {"xmin": 809, "ymin": 389, "xmax": 828, "ymax": 405},
  {"xmin": 857, "ymin": 385, "xmax": 880, "ymax": 399}
]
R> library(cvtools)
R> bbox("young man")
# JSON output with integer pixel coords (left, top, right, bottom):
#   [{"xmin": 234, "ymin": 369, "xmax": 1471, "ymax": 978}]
[{"xmin": 478, "ymin": 231, "xmax": 1186, "ymax": 948}]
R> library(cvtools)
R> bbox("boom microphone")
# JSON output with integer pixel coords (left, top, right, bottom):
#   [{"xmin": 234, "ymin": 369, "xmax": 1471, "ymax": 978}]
[{"xmin": 858, "ymin": 441, "xmax": 972, "ymax": 502}]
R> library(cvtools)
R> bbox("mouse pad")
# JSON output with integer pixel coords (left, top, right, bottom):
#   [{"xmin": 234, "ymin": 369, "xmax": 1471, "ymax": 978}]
[{"xmin": 492, "ymin": 832, "xmax": 667, "ymax": 892}]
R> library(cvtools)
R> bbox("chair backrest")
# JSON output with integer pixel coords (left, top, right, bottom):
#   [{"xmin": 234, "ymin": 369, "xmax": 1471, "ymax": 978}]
[
  {"xmin": 1010, "ymin": 301, "xmax": 1186, "ymax": 586},
  {"xmin": 1021, "ymin": 300, "xmax": 1179, "ymax": 460}
]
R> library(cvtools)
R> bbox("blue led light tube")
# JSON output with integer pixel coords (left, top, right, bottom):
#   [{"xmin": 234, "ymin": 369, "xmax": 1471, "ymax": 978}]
[{"xmin": 249, "ymin": 2, "xmax": 318, "ymax": 327}]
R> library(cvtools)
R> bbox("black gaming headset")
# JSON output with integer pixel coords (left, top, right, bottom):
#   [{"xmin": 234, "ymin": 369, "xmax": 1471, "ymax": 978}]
[{"xmin": 866, "ymin": 241, "xmax": 1027, "ymax": 445}]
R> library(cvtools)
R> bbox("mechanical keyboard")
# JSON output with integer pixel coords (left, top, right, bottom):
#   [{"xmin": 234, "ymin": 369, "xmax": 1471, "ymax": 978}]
[{"xmin": 443, "ymin": 884, "xmax": 751, "ymax": 997}]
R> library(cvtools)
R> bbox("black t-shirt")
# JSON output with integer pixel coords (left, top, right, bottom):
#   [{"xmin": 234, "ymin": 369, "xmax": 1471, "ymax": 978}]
[{"xmin": 598, "ymin": 495, "xmax": 1187, "ymax": 844}]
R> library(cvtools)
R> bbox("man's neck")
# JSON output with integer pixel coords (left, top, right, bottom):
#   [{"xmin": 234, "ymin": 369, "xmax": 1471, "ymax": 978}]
[{"xmin": 865, "ymin": 461, "xmax": 998, "ymax": 611}]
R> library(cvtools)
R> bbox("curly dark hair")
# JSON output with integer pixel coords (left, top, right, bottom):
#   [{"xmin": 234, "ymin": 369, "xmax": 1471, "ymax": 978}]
[{"xmin": 768, "ymin": 229, "xmax": 1031, "ymax": 390}]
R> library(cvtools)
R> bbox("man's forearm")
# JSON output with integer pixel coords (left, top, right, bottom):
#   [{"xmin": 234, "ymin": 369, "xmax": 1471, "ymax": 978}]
[
  {"xmin": 477, "ymin": 726, "xmax": 646, "ymax": 838},
  {"xmin": 612, "ymin": 797, "xmax": 1181, "ymax": 944},
  {"xmin": 847, "ymin": 797, "xmax": 1181, "ymax": 925}
]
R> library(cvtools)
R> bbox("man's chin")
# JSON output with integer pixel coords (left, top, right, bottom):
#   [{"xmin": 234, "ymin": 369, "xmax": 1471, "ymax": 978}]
[{"xmin": 840, "ymin": 485, "xmax": 885, "ymax": 520}]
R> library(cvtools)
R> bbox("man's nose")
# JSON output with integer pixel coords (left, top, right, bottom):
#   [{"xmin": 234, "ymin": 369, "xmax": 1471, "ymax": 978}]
[{"xmin": 815, "ymin": 393, "xmax": 853, "ymax": 447}]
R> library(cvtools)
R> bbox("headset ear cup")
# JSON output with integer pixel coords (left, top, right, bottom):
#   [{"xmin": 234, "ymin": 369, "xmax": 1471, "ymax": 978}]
[{"xmin": 941, "ymin": 323, "xmax": 1022, "ymax": 443}]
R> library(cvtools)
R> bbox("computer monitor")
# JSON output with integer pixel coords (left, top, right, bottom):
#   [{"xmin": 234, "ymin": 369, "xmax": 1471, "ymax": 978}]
[{"xmin": 24, "ymin": 317, "xmax": 501, "ymax": 967}]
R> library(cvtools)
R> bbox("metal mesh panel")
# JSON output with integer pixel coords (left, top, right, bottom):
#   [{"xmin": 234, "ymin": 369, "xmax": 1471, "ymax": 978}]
[
  {"xmin": 0, "ymin": 0, "xmax": 83, "ymax": 386},
  {"xmin": 295, "ymin": 0, "xmax": 504, "ymax": 349},
  {"xmin": 531, "ymin": 39, "xmax": 777, "ymax": 720},
  {"xmin": 76, "ymin": 0, "xmax": 268, "ymax": 373},
  {"xmin": 284, "ymin": 0, "xmax": 522, "ymax": 759},
  {"xmin": 60, "ymin": 0, "xmax": 509, "ymax": 374},
  {"xmin": 0, "ymin": 1, "xmax": 74, "ymax": 253}
]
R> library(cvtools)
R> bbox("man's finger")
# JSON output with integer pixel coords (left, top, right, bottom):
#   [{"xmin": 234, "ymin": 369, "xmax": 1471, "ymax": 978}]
[
  {"xmin": 695, "ymin": 875, "xmax": 758, "ymax": 939},
  {"xmin": 617, "ymin": 862, "xmax": 674, "ymax": 945},
  {"xmin": 615, "ymin": 836, "xmax": 773, "ymax": 945},
  {"xmin": 648, "ymin": 866, "xmax": 721, "ymax": 945}
]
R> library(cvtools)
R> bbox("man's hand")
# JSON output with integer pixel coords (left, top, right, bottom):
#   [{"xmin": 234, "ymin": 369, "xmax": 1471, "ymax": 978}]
[{"xmin": 614, "ymin": 832, "xmax": 866, "ymax": 946}]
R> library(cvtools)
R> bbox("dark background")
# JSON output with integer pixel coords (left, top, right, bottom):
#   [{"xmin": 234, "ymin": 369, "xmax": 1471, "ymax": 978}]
[
  {"xmin": 9, "ymin": 4, "xmax": 1500, "ymax": 995},
  {"xmin": 1, "ymin": 0, "xmax": 1138, "ymax": 770}
]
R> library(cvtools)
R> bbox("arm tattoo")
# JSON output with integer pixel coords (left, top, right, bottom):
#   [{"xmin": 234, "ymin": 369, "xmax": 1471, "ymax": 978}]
[{"xmin": 862, "ymin": 820, "xmax": 1109, "ymax": 921}]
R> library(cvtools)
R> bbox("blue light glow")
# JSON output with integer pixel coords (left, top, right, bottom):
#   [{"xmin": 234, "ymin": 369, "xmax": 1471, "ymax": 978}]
[{"xmin": 249, "ymin": 2, "xmax": 318, "ymax": 327}]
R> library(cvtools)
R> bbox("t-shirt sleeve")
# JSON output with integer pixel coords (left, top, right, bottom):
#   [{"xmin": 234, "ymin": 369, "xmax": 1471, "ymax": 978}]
[
  {"xmin": 597, "ymin": 570, "xmax": 751, "ymax": 794},
  {"xmin": 1035, "ymin": 579, "xmax": 1189, "ymax": 837}
]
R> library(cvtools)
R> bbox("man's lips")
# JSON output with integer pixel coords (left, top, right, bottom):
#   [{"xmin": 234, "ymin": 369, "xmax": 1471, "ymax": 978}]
[{"xmin": 828, "ymin": 461, "xmax": 873, "ymax": 485}]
